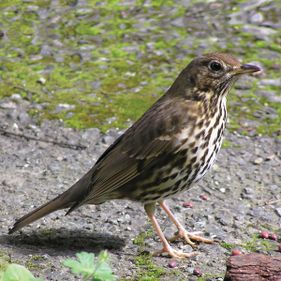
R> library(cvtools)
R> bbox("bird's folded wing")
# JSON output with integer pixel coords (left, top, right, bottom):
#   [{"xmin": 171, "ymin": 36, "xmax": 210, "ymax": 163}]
[
  {"xmin": 83, "ymin": 99, "xmax": 182, "ymax": 203},
  {"xmin": 85, "ymin": 134, "xmax": 173, "ymax": 202}
]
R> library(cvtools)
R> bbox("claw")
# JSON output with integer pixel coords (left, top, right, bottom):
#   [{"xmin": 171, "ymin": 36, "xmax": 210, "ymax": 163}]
[
  {"xmin": 153, "ymin": 245, "xmax": 197, "ymax": 259},
  {"xmin": 159, "ymin": 201, "xmax": 213, "ymax": 247},
  {"xmin": 169, "ymin": 229, "xmax": 213, "ymax": 247}
]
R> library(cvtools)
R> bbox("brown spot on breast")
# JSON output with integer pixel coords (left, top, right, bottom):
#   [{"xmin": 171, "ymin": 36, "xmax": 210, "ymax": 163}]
[
  {"xmin": 205, "ymin": 120, "xmax": 211, "ymax": 127},
  {"xmin": 189, "ymin": 141, "xmax": 196, "ymax": 148},
  {"xmin": 191, "ymin": 146, "xmax": 198, "ymax": 154},
  {"xmin": 189, "ymin": 156, "xmax": 197, "ymax": 164},
  {"xmin": 197, "ymin": 120, "xmax": 204, "ymax": 129},
  {"xmin": 201, "ymin": 148, "xmax": 209, "ymax": 162},
  {"xmin": 195, "ymin": 130, "xmax": 204, "ymax": 140},
  {"xmin": 192, "ymin": 162, "xmax": 200, "ymax": 169}
]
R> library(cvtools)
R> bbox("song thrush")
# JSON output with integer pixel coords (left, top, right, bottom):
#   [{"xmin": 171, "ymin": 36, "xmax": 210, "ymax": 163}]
[{"xmin": 9, "ymin": 53, "xmax": 261, "ymax": 259}]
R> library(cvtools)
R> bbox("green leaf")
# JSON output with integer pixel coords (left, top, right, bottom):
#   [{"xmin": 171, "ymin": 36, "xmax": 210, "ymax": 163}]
[
  {"xmin": 94, "ymin": 262, "xmax": 116, "ymax": 281},
  {"xmin": 2, "ymin": 264, "xmax": 43, "ymax": 281},
  {"xmin": 63, "ymin": 252, "xmax": 95, "ymax": 278},
  {"xmin": 63, "ymin": 251, "xmax": 116, "ymax": 281}
]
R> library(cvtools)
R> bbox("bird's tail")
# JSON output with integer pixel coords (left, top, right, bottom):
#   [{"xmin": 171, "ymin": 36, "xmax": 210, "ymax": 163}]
[
  {"xmin": 9, "ymin": 170, "xmax": 93, "ymax": 234},
  {"xmin": 8, "ymin": 192, "xmax": 72, "ymax": 234}
]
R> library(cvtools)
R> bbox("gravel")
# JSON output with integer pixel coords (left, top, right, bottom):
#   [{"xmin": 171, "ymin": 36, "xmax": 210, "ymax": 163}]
[{"xmin": 0, "ymin": 91, "xmax": 281, "ymax": 280}]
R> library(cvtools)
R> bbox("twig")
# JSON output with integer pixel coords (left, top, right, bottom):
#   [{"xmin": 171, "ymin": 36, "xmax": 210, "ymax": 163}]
[
  {"xmin": 264, "ymin": 199, "xmax": 281, "ymax": 206},
  {"xmin": 0, "ymin": 127, "xmax": 87, "ymax": 150}
]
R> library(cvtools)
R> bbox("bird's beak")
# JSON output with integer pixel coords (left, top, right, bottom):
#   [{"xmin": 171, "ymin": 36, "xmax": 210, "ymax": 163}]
[{"xmin": 233, "ymin": 64, "xmax": 262, "ymax": 75}]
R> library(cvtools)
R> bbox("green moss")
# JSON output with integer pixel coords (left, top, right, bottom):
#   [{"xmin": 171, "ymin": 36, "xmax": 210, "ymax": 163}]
[
  {"xmin": 220, "ymin": 242, "xmax": 237, "ymax": 250},
  {"xmin": 133, "ymin": 229, "xmax": 154, "ymax": 248},
  {"xmin": 0, "ymin": 251, "xmax": 10, "ymax": 273},
  {"xmin": 134, "ymin": 253, "xmax": 166, "ymax": 281},
  {"xmin": 25, "ymin": 255, "xmax": 47, "ymax": 271},
  {"xmin": 0, "ymin": 0, "xmax": 280, "ymax": 135},
  {"xmin": 221, "ymin": 232, "xmax": 278, "ymax": 254},
  {"xmin": 221, "ymin": 139, "xmax": 233, "ymax": 149}
]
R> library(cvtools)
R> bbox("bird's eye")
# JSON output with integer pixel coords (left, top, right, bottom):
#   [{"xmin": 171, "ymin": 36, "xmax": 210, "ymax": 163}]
[{"xmin": 209, "ymin": 61, "xmax": 223, "ymax": 72}]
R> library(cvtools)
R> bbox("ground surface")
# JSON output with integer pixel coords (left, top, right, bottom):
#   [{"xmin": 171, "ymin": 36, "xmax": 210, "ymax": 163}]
[
  {"xmin": 0, "ymin": 94, "xmax": 281, "ymax": 281},
  {"xmin": 0, "ymin": 0, "xmax": 281, "ymax": 280}
]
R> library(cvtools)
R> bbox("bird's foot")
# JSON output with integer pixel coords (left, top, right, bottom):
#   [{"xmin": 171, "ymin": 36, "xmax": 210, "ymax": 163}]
[
  {"xmin": 169, "ymin": 229, "xmax": 213, "ymax": 247},
  {"xmin": 153, "ymin": 245, "xmax": 197, "ymax": 259}
]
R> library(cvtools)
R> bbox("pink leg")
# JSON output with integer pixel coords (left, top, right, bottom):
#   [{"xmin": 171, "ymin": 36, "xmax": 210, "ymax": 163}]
[
  {"xmin": 159, "ymin": 200, "xmax": 213, "ymax": 246},
  {"xmin": 144, "ymin": 203, "xmax": 196, "ymax": 259}
]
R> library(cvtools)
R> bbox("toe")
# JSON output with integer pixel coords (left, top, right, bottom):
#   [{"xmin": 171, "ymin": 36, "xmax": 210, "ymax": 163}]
[
  {"xmin": 153, "ymin": 245, "xmax": 197, "ymax": 259},
  {"xmin": 186, "ymin": 232, "xmax": 213, "ymax": 244}
]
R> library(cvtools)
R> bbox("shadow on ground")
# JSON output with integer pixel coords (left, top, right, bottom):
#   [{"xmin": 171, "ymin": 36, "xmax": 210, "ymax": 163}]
[{"xmin": 1, "ymin": 229, "xmax": 126, "ymax": 256}]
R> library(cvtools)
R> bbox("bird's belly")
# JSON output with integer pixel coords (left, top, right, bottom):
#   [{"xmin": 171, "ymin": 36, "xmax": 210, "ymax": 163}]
[{"xmin": 175, "ymin": 105, "xmax": 226, "ymax": 188}]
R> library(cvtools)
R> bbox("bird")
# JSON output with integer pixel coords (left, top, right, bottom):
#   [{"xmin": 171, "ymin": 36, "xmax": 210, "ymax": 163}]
[{"xmin": 9, "ymin": 53, "xmax": 261, "ymax": 259}]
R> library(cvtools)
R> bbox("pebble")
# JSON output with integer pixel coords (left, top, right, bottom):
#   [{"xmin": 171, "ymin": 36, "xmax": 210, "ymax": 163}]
[
  {"xmin": 10, "ymin": 94, "xmax": 22, "ymax": 101},
  {"xmin": 260, "ymin": 79, "xmax": 281, "ymax": 87},
  {"xmin": 37, "ymin": 77, "xmax": 47, "ymax": 84},
  {"xmin": 249, "ymin": 12, "xmax": 264, "ymax": 24},
  {"xmin": 183, "ymin": 201, "xmax": 193, "ymax": 208},
  {"xmin": 275, "ymin": 208, "xmax": 281, "ymax": 217},
  {"xmin": 0, "ymin": 101, "xmax": 17, "ymax": 109},
  {"xmin": 269, "ymin": 233, "xmax": 277, "ymax": 241},
  {"xmin": 193, "ymin": 268, "xmax": 202, "ymax": 276},
  {"xmin": 258, "ymin": 90, "xmax": 281, "ymax": 103},
  {"xmin": 253, "ymin": 157, "xmax": 263, "ymax": 165},
  {"xmin": 231, "ymin": 249, "xmax": 242, "ymax": 256},
  {"xmin": 102, "ymin": 135, "xmax": 115, "ymax": 145},
  {"xmin": 54, "ymin": 104, "xmax": 76, "ymax": 113},
  {"xmin": 200, "ymin": 194, "xmax": 209, "ymax": 201},
  {"xmin": 81, "ymin": 128, "xmax": 100, "ymax": 142},
  {"xmin": 260, "ymin": 231, "xmax": 269, "ymax": 239},
  {"xmin": 242, "ymin": 25, "xmax": 276, "ymax": 41},
  {"xmin": 168, "ymin": 260, "xmax": 177, "ymax": 268}
]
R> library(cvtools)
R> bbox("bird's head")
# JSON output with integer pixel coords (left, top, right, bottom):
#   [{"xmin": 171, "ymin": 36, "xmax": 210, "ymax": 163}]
[{"xmin": 175, "ymin": 53, "xmax": 261, "ymax": 99}]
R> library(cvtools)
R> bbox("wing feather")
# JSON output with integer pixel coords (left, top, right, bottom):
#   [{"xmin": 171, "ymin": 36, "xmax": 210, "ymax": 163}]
[{"xmin": 77, "ymin": 96, "xmax": 196, "ymax": 205}]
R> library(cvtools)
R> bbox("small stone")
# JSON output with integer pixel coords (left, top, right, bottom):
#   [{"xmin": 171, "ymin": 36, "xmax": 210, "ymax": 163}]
[
  {"xmin": 260, "ymin": 79, "xmax": 281, "ymax": 87},
  {"xmin": 0, "ymin": 101, "xmax": 17, "ymax": 109},
  {"xmin": 253, "ymin": 157, "xmax": 263, "ymax": 165},
  {"xmin": 10, "ymin": 94, "xmax": 22, "ymax": 100},
  {"xmin": 249, "ymin": 12, "xmax": 264, "ymax": 24},
  {"xmin": 168, "ymin": 260, "xmax": 177, "ymax": 268},
  {"xmin": 102, "ymin": 135, "xmax": 115, "ymax": 145},
  {"xmin": 200, "ymin": 194, "xmax": 208, "ymax": 201},
  {"xmin": 269, "ymin": 233, "xmax": 277, "ymax": 241},
  {"xmin": 57, "ymin": 156, "xmax": 64, "ymax": 161},
  {"xmin": 81, "ymin": 128, "xmax": 100, "ymax": 142},
  {"xmin": 260, "ymin": 231, "xmax": 269, "ymax": 239},
  {"xmin": 243, "ymin": 187, "xmax": 254, "ymax": 195},
  {"xmin": 54, "ymin": 103, "xmax": 76, "ymax": 113},
  {"xmin": 265, "ymin": 154, "xmax": 275, "ymax": 161},
  {"xmin": 18, "ymin": 111, "xmax": 31, "ymax": 125},
  {"xmin": 182, "ymin": 201, "xmax": 193, "ymax": 208},
  {"xmin": 275, "ymin": 208, "xmax": 281, "ymax": 217},
  {"xmin": 231, "ymin": 249, "xmax": 242, "ymax": 256},
  {"xmin": 37, "ymin": 77, "xmax": 46, "ymax": 84},
  {"xmin": 193, "ymin": 268, "xmax": 202, "ymax": 276}
]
